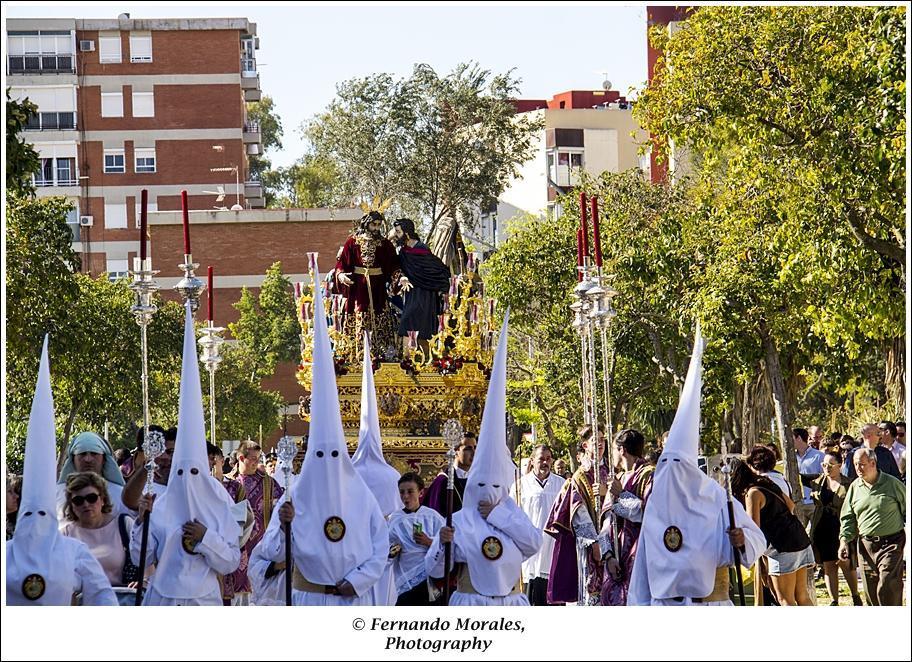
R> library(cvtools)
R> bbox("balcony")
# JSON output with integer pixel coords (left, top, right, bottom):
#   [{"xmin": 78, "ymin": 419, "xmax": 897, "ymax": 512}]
[
  {"xmin": 244, "ymin": 180, "xmax": 265, "ymax": 208},
  {"xmin": 34, "ymin": 176, "xmax": 78, "ymax": 188},
  {"xmin": 244, "ymin": 88, "xmax": 261, "ymax": 102},
  {"xmin": 242, "ymin": 121, "xmax": 261, "ymax": 144},
  {"xmin": 8, "ymin": 53, "xmax": 74, "ymax": 74},
  {"xmin": 24, "ymin": 111, "xmax": 77, "ymax": 131}
]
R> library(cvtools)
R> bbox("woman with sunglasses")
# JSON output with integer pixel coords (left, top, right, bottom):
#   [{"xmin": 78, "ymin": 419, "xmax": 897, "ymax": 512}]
[{"xmin": 61, "ymin": 472, "xmax": 139, "ymax": 588}]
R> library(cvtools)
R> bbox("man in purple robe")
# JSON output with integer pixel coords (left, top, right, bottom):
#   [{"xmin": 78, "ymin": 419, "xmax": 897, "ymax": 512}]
[
  {"xmin": 544, "ymin": 426, "xmax": 611, "ymax": 605},
  {"xmin": 224, "ymin": 441, "xmax": 283, "ymax": 605},
  {"xmin": 422, "ymin": 432, "xmax": 476, "ymax": 517}
]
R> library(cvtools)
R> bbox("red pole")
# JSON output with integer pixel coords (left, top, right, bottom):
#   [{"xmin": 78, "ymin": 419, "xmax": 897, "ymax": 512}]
[
  {"xmin": 181, "ymin": 190, "xmax": 191, "ymax": 255},
  {"xmin": 579, "ymin": 191, "xmax": 589, "ymax": 259},
  {"xmin": 591, "ymin": 196, "xmax": 602, "ymax": 268},
  {"xmin": 139, "ymin": 189, "xmax": 148, "ymax": 262},
  {"xmin": 207, "ymin": 266, "xmax": 214, "ymax": 322}
]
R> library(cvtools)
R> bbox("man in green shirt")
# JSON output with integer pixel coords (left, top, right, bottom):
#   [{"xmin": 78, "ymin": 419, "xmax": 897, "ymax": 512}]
[{"xmin": 839, "ymin": 448, "xmax": 906, "ymax": 606}]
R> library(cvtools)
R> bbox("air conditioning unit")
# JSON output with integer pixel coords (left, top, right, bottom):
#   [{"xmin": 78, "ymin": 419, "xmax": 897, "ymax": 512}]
[
  {"xmin": 79, "ymin": 215, "xmax": 94, "ymax": 227},
  {"xmin": 79, "ymin": 40, "xmax": 95, "ymax": 52}
]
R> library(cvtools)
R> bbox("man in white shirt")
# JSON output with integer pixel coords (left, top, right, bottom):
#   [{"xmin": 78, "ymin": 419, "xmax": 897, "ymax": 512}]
[{"xmin": 510, "ymin": 444, "xmax": 565, "ymax": 605}]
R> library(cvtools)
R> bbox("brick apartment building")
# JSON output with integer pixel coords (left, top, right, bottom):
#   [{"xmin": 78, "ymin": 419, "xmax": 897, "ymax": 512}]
[{"xmin": 6, "ymin": 13, "xmax": 265, "ymax": 279}]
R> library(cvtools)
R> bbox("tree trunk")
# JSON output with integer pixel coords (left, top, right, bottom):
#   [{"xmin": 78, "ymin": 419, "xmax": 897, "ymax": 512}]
[
  {"xmin": 759, "ymin": 321, "xmax": 800, "ymax": 498},
  {"xmin": 58, "ymin": 398, "xmax": 81, "ymax": 472},
  {"xmin": 885, "ymin": 337, "xmax": 905, "ymax": 415}
]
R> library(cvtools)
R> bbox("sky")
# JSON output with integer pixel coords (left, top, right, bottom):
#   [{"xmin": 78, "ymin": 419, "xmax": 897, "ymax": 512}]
[{"xmin": 4, "ymin": 2, "xmax": 650, "ymax": 168}]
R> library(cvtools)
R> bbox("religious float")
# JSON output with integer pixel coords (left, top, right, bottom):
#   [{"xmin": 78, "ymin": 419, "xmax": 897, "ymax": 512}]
[{"xmin": 295, "ymin": 219, "xmax": 499, "ymax": 480}]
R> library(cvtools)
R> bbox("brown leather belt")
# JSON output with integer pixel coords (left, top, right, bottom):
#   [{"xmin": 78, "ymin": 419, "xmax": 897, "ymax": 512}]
[
  {"xmin": 862, "ymin": 530, "xmax": 904, "ymax": 544},
  {"xmin": 292, "ymin": 567, "xmax": 339, "ymax": 595}
]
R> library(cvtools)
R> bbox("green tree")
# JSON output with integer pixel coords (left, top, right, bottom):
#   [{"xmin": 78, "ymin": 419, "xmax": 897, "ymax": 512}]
[
  {"xmin": 246, "ymin": 95, "xmax": 284, "ymax": 182},
  {"xmin": 6, "ymin": 90, "xmax": 40, "ymax": 196},
  {"xmin": 228, "ymin": 262, "xmax": 299, "ymax": 380},
  {"xmin": 636, "ymin": 5, "xmax": 906, "ymax": 412},
  {"xmin": 306, "ymin": 62, "xmax": 543, "ymax": 235},
  {"xmin": 263, "ymin": 154, "xmax": 342, "ymax": 208}
]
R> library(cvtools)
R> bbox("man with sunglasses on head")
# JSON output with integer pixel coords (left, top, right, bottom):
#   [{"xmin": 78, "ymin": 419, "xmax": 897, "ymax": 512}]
[{"xmin": 841, "ymin": 423, "xmax": 901, "ymax": 482}]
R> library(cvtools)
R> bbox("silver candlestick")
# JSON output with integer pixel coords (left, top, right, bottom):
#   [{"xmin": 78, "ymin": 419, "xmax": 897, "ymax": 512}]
[
  {"xmin": 129, "ymin": 255, "xmax": 160, "ymax": 473},
  {"xmin": 143, "ymin": 429, "xmax": 166, "ymax": 494},
  {"xmin": 173, "ymin": 254, "xmax": 206, "ymax": 313},
  {"xmin": 198, "ymin": 322, "xmax": 226, "ymax": 447}
]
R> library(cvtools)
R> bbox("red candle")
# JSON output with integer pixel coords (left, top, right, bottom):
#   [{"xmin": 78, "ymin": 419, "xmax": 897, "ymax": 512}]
[
  {"xmin": 590, "ymin": 195, "xmax": 602, "ymax": 268},
  {"xmin": 579, "ymin": 191, "xmax": 589, "ymax": 260},
  {"xmin": 181, "ymin": 190, "xmax": 191, "ymax": 255},
  {"xmin": 139, "ymin": 189, "xmax": 148, "ymax": 262},
  {"xmin": 207, "ymin": 266, "xmax": 214, "ymax": 322},
  {"xmin": 576, "ymin": 228, "xmax": 583, "ymax": 282}
]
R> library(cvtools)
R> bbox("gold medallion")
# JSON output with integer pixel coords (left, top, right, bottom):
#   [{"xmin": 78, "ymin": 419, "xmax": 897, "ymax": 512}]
[
  {"xmin": 324, "ymin": 516, "xmax": 346, "ymax": 542},
  {"xmin": 481, "ymin": 536, "xmax": 503, "ymax": 561},
  {"xmin": 663, "ymin": 525, "xmax": 683, "ymax": 552},
  {"xmin": 22, "ymin": 573, "xmax": 46, "ymax": 601}
]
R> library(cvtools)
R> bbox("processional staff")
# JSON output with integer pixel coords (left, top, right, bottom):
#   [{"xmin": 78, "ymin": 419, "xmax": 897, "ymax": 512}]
[
  {"xmin": 276, "ymin": 430, "xmax": 297, "ymax": 606},
  {"xmin": 442, "ymin": 418, "xmax": 464, "ymax": 605},
  {"xmin": 130, "ymin": 188, "xmax": 162, "ymax": 605},
  {"xmin": 720, "ymin": 437, "xmax": 747, "ymax": 606}
]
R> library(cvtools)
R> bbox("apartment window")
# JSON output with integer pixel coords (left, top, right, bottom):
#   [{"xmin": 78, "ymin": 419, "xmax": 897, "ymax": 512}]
[
  {"xmin": 55, "ymin": 158, "xmax": 76, "ymax": 185},
  {"xmin": 106, "ymin": 258, "xmax": 129, "ymax": 281},
  {"xmin": 129, "ymin": 33, "xmax": 153, "ymax": 63},
  {"xmin": 101, "ymin": 92, "xmax": 124, "ymax": 118},
  {"xmin": 11, "ymin": 86, "xmax": 76, "ymax": 130},
  {"xmin": 98, "ymin": 35, "xmax": 122, "ymax": 63},
  {"xmin": 7, "ymin": 30, "xmax": 74, "ymax": 73},
  {"xmin": 132, "ymin": 91, "xmax": 154, "ymax": 117},
  {"xmin": 65, "ymin": 205, "xmax": 80, "ymax": 241},
  {"xmin": 104, "ymin": 203, "xmax": 128, "ymax": 229},
  {"xmin": 104, "ymin": 150, "xmax": 125, "ymax": 173},
  {"xmin": 557, "ymin": 152, "xmax": 583, "ymax": 168},
  {"xmin": 35, "ymin": 158, "xmax": 54, "ymax": 187},
  {"xmin": 134, "ymin": 148, "xmax": 156, "ymax": 173}
]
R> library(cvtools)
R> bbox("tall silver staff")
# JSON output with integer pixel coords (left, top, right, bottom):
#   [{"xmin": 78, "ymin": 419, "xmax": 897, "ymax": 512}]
[
  {"xmin": 276, "ymin": 434, "xmax": 297, "ymax": 606},
  {"xmin": 197, "ymin": 268, "xmax": 224, "ymax": 448},
  {"xmin": 130, "ymin": 188, "xmax": 161, "ymax": 605},
  {"xmin": 441, "ymin": 418, "xmax": 464, "ymax": 604}
]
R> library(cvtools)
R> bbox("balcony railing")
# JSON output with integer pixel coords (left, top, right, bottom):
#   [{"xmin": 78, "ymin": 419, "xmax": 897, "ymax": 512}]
[
  {"xmin": 243, "ymin": 120, "xmax": 260, "ymax": 133},
  {"xmin": 8, "ymin": 53, "xmax": 75, "ymax": 74},
  {"xmin": 241, "ymin": 57, "xmax": 257, "ymax": 76},
  {"xmin": 34, "ymin": 177, "xmax": 77, "ymax": 188},
  {"xmin": 24, "ymin": 111, "xmax": 77, "ymax": 131}
]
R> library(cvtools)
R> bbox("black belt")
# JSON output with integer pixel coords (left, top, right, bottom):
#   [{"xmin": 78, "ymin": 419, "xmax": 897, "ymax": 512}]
[{"xmin": 862, "ymin": 530, "xmax": 904, "ymax": 544}]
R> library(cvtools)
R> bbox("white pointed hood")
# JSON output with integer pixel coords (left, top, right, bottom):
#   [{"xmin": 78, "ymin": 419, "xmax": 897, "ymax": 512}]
[
  {"xmin": 7, "ymin": 336, "xmax": 76, "ymax": 604},
  {"xmin": 151, "ymin": 303, "xmax": 239, "ymax": 598},
  {"xmin": 290, "ymin": 263, "xmax": 382, "ymax": 584},
  {"xmin": 454, "ymin": 311, "xmax": 530, "ymax": 595},
  {"xmin": 352, "ymin": 332, "xmax": 400, "ymax": 517},
  {"xmin": 637, "ymin": 324, "xmax": 727, "ymax": 599}
]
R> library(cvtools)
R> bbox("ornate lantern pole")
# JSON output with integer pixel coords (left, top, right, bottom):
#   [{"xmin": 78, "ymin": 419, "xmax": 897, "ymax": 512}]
[
  {"xmin": 441, "ymin": 418, "xmax": 464, "ymax": 605},
  {"xmin": 276, "ymin": 434, "xmax": 298, "ymax": 606}
]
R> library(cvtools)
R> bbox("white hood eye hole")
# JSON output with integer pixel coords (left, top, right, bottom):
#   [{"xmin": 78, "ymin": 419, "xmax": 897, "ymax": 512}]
[
  {"xmin": 478, "ymin": 483, "xmax": 486, "ymax": 487},
  {"xmin": 177, "ymin": 469, "xmax": 184, "ymax": 476},
  {"xmin": 492, "ymin": 485, "xmax": 500, "ymax": 489},
  {"xmin": 38, "ymin": 511, "xmax": 46, "ymax": 516},
  {"xmin": 331, "ymin": 450, "xmax": 339, "ymax": 458},
  {"xmin": 23, "ymin": 511, "xmax": 32, "ymax": 517},
  {"xmin": 316, "ymin": 451, "xmax": 324, "ymax": 458},
  {"xmin": 190, "ymin": 468, "xmax": 199, "ymax": 475}
]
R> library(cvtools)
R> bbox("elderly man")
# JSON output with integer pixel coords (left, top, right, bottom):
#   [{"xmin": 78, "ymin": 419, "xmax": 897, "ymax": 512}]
[
  {"xmin": 57, "ymin": 431, "xmax": 127, "ymax": 519},
  {"xmin": 510, "ymin": 444, "xmax": 565, "ymax": 605},
  {"xmin": 839, "ymin": 448, "xmax": 906, "ymax": 605},
  {"xmin": 842, "ymin": 424, "xmax": 901, "ymax": 482},
  {"xmin": 808, "ymin": 425, "xmax": 824, "ymax": 450}
]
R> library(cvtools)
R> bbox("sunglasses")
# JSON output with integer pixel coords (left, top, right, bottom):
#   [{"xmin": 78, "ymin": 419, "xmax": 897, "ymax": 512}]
[{"xmin": 71, "ymin": 493, "xmax": 100, "ymax": 507}]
